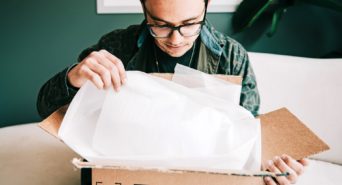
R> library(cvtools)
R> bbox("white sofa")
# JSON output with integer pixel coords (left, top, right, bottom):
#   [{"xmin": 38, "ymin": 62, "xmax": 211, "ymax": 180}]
[{"xmin": 1, "ymin": 52, "xmax": 341, "ymax": 185}]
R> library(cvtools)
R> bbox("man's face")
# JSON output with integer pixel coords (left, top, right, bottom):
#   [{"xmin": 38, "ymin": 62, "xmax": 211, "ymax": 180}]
[{"xmin": 144, "ymin": 0, "xmax": 206, "ymax": 57}]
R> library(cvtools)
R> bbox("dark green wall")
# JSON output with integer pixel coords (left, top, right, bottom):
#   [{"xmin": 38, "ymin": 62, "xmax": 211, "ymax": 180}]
[{"xmin": 1, "ymin": 0, "xmax": 341, "ymax": 127}]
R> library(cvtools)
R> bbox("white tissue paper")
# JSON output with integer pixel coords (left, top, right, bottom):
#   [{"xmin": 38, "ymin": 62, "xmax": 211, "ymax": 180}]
[
  {"xmin": 172, "ymin": 64, "xmax": 242, "ymax": 105},
  {"xmin": 58, "ymin": 64, "xmax": 261, "ymax": 171}
]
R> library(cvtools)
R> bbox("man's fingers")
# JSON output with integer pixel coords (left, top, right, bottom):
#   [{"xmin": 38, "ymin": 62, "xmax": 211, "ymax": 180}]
[
  {"xmin": 110, "ymin": 66, "xmax": 121, "ymax": 92},
  {"xmin": 264, "ymin": 177, "xmax": 277, "ymax": 185},
  {"xmin": 265, "ymin": 155, "xmax": 308, "ymax": 185},
  {"xmin": 73, "ymin": 50, "xmax": 126, "ymax": 89},
  {"xmin": 89, "ymin": 51, "xmax": 121, "ymax": 89},
  {"xmin": 273, "ymin": 156, "xmax": 297, "ymax": 183},
  {"xmin": 93, "ymin": 51, "xmax": 123, "ymax": 91},
  {"xmin": 281, "ymin": 154, "xmax": 305, "ymax": 175},
  {"xmin": 298, "ymin": 158, "xmax": 310, "ymax": 167},
  {"xmin": 266, "ymin": 160, "xmax": 290, "ymax": 185},
  {"xmin": 79, "ymin": 65, "xmax": 104, "ymax": 89},
  {"xmin": 91, "ymin": 51, "xmax": 116, "ymax": 72},
  {"xmin": 84, "ymin": 58, "xmax": 112, "ymax": 89},
  {"xmin": 100, "ymin": 49, "xmax": 127, "ymax": 84},
  {"xmin": 89, "ymin": 50, "xmax": 126, "ymax": 90}
]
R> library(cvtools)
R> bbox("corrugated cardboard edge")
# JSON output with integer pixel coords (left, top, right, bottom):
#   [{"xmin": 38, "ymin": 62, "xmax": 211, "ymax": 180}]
[{"xmin": 72, "ymin": 158, "xmax": 287, "ymax": 178}]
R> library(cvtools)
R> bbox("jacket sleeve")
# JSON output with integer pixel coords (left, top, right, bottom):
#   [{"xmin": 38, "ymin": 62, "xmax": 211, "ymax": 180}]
[
  {"xmin": 234, "ymin": 49, "xmax": 260, "ymax": 117},
  {"xmin": 36, "ymin": 64, "xmax": 79, "ymax": 119},
  {"xmin": 36, "ymin": 40, "xmax": 101, "ymax": 119}
]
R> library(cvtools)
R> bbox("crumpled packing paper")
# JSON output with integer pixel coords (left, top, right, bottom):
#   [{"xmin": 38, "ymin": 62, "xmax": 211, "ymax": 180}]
[{"xmin": 58, "ymin": 64, "xmax": 261, "ymax": 171}]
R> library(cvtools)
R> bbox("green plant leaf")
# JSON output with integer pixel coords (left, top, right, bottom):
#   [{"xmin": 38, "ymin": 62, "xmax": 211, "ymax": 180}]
[
  {"xmin": 232, "ymin": 0, "xmax": 342, "ymax": 36},
  {"xmin": 267, "ymin": 8, "xmax": 286, "ymax": 37}
]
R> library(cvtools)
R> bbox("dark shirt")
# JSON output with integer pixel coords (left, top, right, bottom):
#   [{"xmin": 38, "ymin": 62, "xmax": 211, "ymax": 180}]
[{"xmin": 154, "ymin": 38, "xmax": 200, "ymax": 73}]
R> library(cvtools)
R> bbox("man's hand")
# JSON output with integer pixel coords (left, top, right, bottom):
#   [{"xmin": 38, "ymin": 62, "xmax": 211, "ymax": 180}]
[
  {"xmin": 67, "ymin": 49, "xmax": 127, "ymax": 91},
  {"xmin": 264, "ymin": 154, "xmax": 309, "ymax": 185}
]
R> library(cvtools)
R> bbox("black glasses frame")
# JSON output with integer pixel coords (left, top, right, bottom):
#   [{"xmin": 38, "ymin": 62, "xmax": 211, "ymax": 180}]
[
  {"xmin": 142, "ymin": 1, "xmax": 208, "ymax": 38},
  {"xmin": 147, "ymin": 21, "xmax": 205, "ymax": 38}
]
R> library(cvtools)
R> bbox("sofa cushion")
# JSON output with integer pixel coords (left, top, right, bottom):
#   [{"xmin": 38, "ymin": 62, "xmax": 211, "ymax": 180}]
[
  {"xmin": 297, "ymin": 159, "xmax": 342, "ymax": 185},
  {"xmin": 0, "ymin": 123, "xmax": 80, "ymax": 185}
]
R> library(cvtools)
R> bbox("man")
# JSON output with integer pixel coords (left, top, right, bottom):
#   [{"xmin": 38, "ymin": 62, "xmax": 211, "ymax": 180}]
[{"xmin": 37, "ymin": 0, "xmax": 308, "ymax": 184}]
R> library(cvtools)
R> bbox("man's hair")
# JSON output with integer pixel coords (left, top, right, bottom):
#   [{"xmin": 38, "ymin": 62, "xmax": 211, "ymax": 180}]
[
  {"xmin": 139, "ymin": 0, "xmax": 209, "ymax": 22},
  {"xmin": 140, "ymin": 0, "xmax": 209, "ymax": 7}
]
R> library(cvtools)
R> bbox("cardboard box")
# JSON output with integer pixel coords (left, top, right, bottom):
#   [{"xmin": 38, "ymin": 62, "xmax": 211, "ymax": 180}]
[{"xmin": 39, "ymin": 74, "xmax": 329, "ymax": 185}]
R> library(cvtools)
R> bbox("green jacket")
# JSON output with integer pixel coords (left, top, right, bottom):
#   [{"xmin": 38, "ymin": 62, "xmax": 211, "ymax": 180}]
[{"xmin": 37, "ymin": 20, "xmax": 260, "ymax": 118}]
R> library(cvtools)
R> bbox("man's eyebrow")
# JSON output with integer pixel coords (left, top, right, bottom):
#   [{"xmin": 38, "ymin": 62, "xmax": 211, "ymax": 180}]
[{"xmin": 146, "ymin": 9, "xmax": 202, "ymax": 24}]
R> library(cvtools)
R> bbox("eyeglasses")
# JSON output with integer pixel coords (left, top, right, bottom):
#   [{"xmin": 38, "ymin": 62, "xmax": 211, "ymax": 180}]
[
  {"xmin": 143, "ymin": 4, "xmax": 207, "ymax": 39},
  {"xmin": 147, "ymin": 21, "xmax": 205, "ymax": 38}
]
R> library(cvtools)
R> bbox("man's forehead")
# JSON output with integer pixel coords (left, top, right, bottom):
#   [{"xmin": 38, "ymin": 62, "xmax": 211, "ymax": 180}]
[{"xmin": 144, "ymin": 0, "xmax": 205, "ymax": 24}]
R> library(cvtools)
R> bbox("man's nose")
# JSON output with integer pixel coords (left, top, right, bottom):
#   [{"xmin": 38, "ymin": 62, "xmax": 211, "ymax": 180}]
[{"xmin": 168, "ymin": 29, "xmax": 183, "ymax": 45}]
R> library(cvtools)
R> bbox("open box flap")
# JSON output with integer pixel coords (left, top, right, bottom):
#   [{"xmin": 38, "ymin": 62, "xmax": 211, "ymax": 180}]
[
  {"xmin": 39, "ymin": 104, "xmax": 68, "ymax": 139},
  {"xmin": 259, "ymin": 108, "xmax": 330, "ymax": 164}
]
